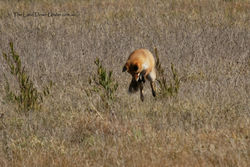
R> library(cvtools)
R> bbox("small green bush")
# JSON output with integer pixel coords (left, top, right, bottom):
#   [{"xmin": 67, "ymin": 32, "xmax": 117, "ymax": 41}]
[
  {"xmin": 2, "ymin": 42, "xmax": 52, "ymax": 112},
  {"xmin": 87, "ymin": 58, "xmax": 118, "ymax": 104},
  {"xmin": 155, "ymin": 47, "xmax": 181, "ymax": 98},
  {"xmin": 94, "ymin": 58, "xmax": 118, "ymax": 100}
]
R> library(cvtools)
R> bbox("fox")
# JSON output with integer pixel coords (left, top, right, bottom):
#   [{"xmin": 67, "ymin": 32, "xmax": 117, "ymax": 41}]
[{"xmin": 122, "ymin": 49, "xmax": 156, "ymax": 101}]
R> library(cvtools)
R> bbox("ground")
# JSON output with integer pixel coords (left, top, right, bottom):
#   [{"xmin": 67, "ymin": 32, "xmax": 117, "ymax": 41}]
[{"xmin": 0, "ymin": 0, "xmax": 249, "ymax": 166}]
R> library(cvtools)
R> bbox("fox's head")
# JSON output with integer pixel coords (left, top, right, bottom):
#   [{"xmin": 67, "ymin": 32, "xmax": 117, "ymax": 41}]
[{"xmin": 122, "ymin": 62, "xmax": 142, "ymax": 81}]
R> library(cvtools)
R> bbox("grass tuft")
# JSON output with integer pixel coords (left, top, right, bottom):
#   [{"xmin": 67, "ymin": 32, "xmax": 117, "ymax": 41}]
[
  {"xmin": 93, "ymin": 58, "xmax": 118, "ymax": 100},
  {"xmin": 2, "ymin": 42, "xmax": 52, "ymax": 112},
  {"xmin": 0, "ymin": 0, "xmax": 249, "ymax": 166},
  {"xmin": 155, "ymin": 47, "xmax": 181, "ymax": 98},
  {"xmin": 85, "ymin": 58, "xmax": 118, "ymax": 111}
]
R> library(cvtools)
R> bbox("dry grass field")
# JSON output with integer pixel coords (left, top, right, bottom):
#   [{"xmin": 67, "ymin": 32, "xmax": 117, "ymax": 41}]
[{"xmin": 0, "ymin": 0, "xmax": 249, "ymax": 166}]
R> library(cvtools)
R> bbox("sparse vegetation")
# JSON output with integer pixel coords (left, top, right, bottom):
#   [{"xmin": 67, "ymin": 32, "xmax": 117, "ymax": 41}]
[
  {"xmin": 2, "ymin": 42, "xmax": 52, "ymax": 112},
  {"xmin": 155, "ymin": 47, "xmax": 181, "ymax": 98},
  {"xmin": 0, "ymin": 0, "xmax": 249, "ymax": 166},
  {"xmin": 92, "ymin": 58, "xmax": 118, "ymax": 101},
  {"xmin": 86, "ymin": 58, "xmax": 118, "ymax": 111}
]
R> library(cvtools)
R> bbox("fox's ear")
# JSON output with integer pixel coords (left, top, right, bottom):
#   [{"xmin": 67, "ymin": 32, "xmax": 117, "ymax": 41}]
[{"xmin": 122, "ymin": 65, "xmax": 127, "ymax": 72}]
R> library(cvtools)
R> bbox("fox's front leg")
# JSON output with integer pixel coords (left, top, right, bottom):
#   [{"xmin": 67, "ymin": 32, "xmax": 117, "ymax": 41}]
[
  {"xmin": 139, "ymin": 70, "xmax": 146, "ymax": 83},
  {"xmin": 139, "ymin": 82, "xmax": 144, "ymax": 101},
  {"xmin": 138, "ymin": 73, "xmax": 145, "ymax": 83}
]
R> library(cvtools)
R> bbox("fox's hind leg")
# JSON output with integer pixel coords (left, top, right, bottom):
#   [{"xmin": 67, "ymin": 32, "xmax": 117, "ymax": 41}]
[
  {"xmin": 150, "ymin": 82, "xmax": 156, "ymax": 97},
  {"xmin": 139, "ymin": 82, "xmax": 144, "ymax": 101},
  {"xmin": 146, "ymin": 69, "xmax": 156, "ymax": 97}
]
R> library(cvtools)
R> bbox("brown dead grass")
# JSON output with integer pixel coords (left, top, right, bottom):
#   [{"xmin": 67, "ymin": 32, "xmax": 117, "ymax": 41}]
[{"xmin": 0, "ymin": 0, "xmax": 249, "ymax": 166}]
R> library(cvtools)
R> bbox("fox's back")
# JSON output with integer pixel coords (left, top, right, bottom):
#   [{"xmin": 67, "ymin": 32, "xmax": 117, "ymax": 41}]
[{"xmin": 127, "ymin": 49, "xmax": 155, "ymax": 72}]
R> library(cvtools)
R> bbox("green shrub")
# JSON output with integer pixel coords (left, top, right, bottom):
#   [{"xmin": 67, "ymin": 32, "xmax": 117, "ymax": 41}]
[
  {"xmin": 94, "ymin": 58, "xmax": 118, "ymax": 99},
  {"xmin": 155, "ymin": 47, "xmax": 181, "ymax": 98},
  {"xmin": 86, "ymin": 58, "xmax": 118, "ymax": 106},
  {"xmin": 2, "ymin": 42, "xmax": 52, "ymax": 112}
]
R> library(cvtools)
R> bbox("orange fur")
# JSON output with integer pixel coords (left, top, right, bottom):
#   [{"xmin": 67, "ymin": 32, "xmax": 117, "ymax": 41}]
[
  {"xmin": 123, "ymin": 49, "xmax": 155, "ymax": 81},
  {"xmin": 123, "ymin": 49, "xmax": 156, "ymax": 101}
]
